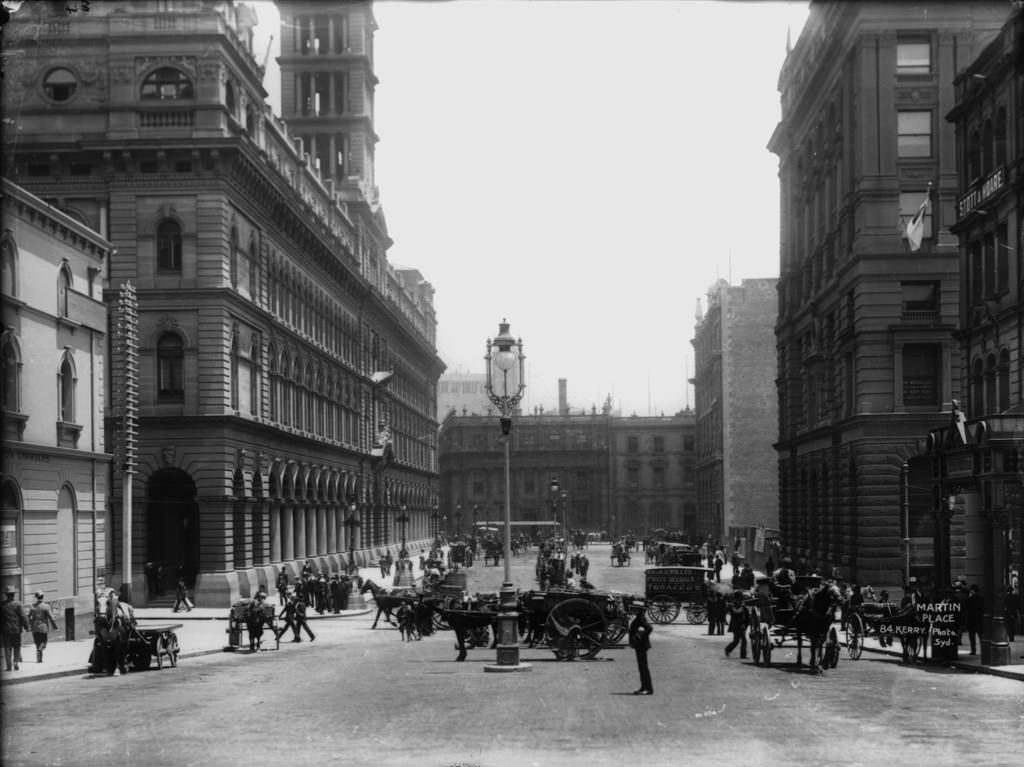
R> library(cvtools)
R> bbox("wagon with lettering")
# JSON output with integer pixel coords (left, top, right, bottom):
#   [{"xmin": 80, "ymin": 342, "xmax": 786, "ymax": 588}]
[
  {"xmin": 644, "ymin": 566, "xmax": 713, "ymax": 624},
  {"xmin": 845, "ymin": 600, "xmax": 958, "ymax": 663}
]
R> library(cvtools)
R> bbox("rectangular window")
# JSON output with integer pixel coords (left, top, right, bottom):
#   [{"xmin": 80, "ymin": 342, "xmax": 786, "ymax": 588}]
[
  {"xmin": 903, "ymin": 344, "xmax": 940, "ymax": 406},
  {"xmin": 158, "ymin": 355, "xmax": 183, "ymax": 397},
  {"xmin": 653, "ymin": 466, "xmax": 665, "ymax": 490},
  {"xmin": 900, "ymin": 281, "xmax": 939, "ymax": 319},
  {"xmin": 653, "ymin": 436, "xmax": 665, "ymax": 453},
  {"xmin": 897, "ymin": 41, "xmax": 930, "ymax": 73},
  {"xmin": 898, "ymin": 111, "xmax": 932, "ymax": 158},
  {"xmin": 627, "ymin": 436, "xmax": 638, "ymax": 454},
  {"xmin": 627, "ymin": 467, "xmax": 639, "ymax": 491}
]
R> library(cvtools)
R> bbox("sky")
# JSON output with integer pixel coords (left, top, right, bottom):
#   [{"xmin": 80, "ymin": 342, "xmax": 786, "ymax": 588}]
[{"xmin": 251, "ymin": 0, "xmax": 810, "ymax": 417}]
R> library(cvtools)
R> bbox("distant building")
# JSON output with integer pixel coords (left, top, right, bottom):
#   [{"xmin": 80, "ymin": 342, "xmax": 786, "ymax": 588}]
[
  {"xmin": 769, "ymin": 1, "xmax": 1010, "ymax": 585},
  {"xmin": 692, "ymin": 278, "xmax": 779, "ymax": 566},
  {"xmin": 438, "ymin": 382, "xmax": 696, "ymax": 540},
  {"xmin": 2, "ymin": 180, "xmax": 111, "ymax": 636},
  {"xmin": 437, "ymin": 372, "xmax": 491, "ymax": 419}
]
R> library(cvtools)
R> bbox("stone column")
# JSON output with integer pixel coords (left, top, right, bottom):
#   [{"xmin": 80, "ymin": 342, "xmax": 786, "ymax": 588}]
[
  {"xmin": 270, "ymin": 502, "xmax": 282, "ymax": 562},
  {"xmin": 316, "ymin": 505, "xmax": 327, "ymax": 556},
  {"xmin": 293, "ymin": 504, "xmax": 307, "ymax": 561},
  {"xmin": 281, "ymin": 504, "xmax": 294, "ymax": 562}
]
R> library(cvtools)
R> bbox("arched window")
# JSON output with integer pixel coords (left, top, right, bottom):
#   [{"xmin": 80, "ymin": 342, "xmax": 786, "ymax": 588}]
[
  {"xmin": 267, "ymin": 343, "xmax": 278, "ymax": 421},
  {"xmin": 58, "ymin": 354, "xmax": 76, "ymax": 423},
  {"xmin": 140, "ymin": 67, "xmax": 194, "ymax": 100},
  {"xmin": 1, "ymin": 479, "xmax": 22, "ymax": 572},
  {"xmin": 249, "ymin": 339, "xmax": 259, "ymax": 416},
  {"xmin": 225, "ymin": 81, "xmax": 236, "ymax": 116},
  {"xmin": 985, "ymin": 354, "xmax": 997, "ymax": 415},
  {"xmin": 157, "ymin": 332, "xmax": 184, "ymax": 400},
  {"xmin": 230, "ymin": 333, "xmax": 239, "ymax": 411},
  {"xmin": 229, "ymin": 227, "xmax": 239, "ymax": 288},
  {"xmin": 43, "ymin": 67, "xmax": 77, "ymax": 102},
  {"xmin": 156, "ymin": 219, "xmax": 182, "ymax": 272},
  {"xmin": 995, "ymin": 108, "xmax": 1008, "ymax": 167},
  {"xmin": 280, "ymin": 352, "xmax": 292, "ymax": 425},
  {"xmin": 1, "ymin": 334, "xmax": 21, "ymax": 412},
  {"xmin": 58, "ymin": 262, "xmax": 72, "ymax": 317},
  {"xmin": 971, "ymin": 358, "xmax": 984, "ymax": 417},
  {"xmin": 246, "ymin": 236, "xmax": 257, "ymax": 299},
  {"xmin": 997, "ymin": 349, "xmax": 1011, "ymax": 414},
  {"xmin": 982, "ymin": 119, "xmax": 993, "ymax": 176},
  {"xmin": 1, "ymin": 236, "xmax": 17, "ymax": 297}
]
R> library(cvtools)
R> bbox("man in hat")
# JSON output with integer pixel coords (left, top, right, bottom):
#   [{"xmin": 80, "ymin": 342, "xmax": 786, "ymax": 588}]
[
  {"xmin": 1, "ymin": 585, "xmax": 29, "ymax": 671},
  {"xmin": 724, "ymin": 592, "xmax": 749, "ymax": 659},
  {"xmin": 627, "ymin": 599, "xmax": 653, "ymax": 695},
  {"xmin": 28, "ymin": 591, "xmax": 59, "ymax": 663}
]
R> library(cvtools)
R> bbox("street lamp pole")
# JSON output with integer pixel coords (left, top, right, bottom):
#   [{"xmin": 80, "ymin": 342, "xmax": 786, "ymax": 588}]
[
  {"xmin": 397, "ymin": 505, "xmax": 409, "ymax": 558},
  {"xmin": 483, "ymin": 319, "xmax": 530, "ymax": 672},
  {"xmin": 344, "ymin": 498, "xmax": 361, "ymax": 576}
]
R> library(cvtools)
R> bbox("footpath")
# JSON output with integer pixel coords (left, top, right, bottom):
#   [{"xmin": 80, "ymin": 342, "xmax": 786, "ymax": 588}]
[{"xmin": 0, "ymin": 554, "xmax": 429, "ymax": 686}]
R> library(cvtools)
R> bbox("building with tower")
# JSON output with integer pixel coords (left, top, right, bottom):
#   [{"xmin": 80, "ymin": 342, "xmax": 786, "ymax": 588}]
[
  {"xmin": 769, "ymin": 1, "xmax": 1010, "ymax": 586},
  {"xmin": 1, "ymin": 0, "xmax": 443, "ymax": 606}
]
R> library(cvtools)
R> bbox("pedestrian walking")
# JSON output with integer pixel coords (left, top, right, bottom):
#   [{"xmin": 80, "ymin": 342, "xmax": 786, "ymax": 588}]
[
  {"xmin": 724, "ymin": 593, "xmax": 748, "ymax": 658},
  {"xmin": 1, "ymin": 585, "xmax": 29, "ymax": 671},
  {"xmin": 144, "ymin": 561, "xmax": 158, "ymax": 598},
  {"xmin": 1002, "ymin": 586, "xmax": 1019, "ymax": 642},
  {"xmin": 713, "ymin": 555, "xmax": 723, "ymax": 583},
  {"xmin": 172, "ymin": 577, "xmax": 192, "ymax": 612},
  {"xmin": 276, "ymin": 593, "xmax": 298, "ymax": 641},
  {"xmin": 276, "ymin": 570, "xmax": 289, "ymax": 607},
  {"xmin": 627, "ymin": 599, "xmax": 653, "ymax": 695},
  {"xmin": 291, "ymin": 594, "xmax": 315, "ymax": 642},
  {"xmin": 385, "ymin": 551, "xmax": 394, "ymax": 576},
  {"xmin": 28, "ymin": 591, "xmax": 59, "ymax": 663}
]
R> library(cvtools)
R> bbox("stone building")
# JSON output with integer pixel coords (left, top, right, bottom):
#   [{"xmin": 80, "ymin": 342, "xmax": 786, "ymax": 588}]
[
  {"xmin": 692, "ymin": 278, "xmax": 780, "ymax": 567},
  {"xmin": 1, "ymin": 1, "xmax": 443, "ymax": 605},
  {"xmin": 2, "ymin": 180, "xmax": 111, "ymax": 637},
  {"xmin": 437, "ymin": 372, "xmax": 491, "ymax": 421},
  {"xmin": 438, "ymin": 392, "xmax": 696, "ymax": 540},
  {"xmin": 932, "ymin": 5, "xmax": 1023, "ymax": 666},
  {"xmin": 768, "ymin": 1, "xmax": 1010, "ymax": 586}
]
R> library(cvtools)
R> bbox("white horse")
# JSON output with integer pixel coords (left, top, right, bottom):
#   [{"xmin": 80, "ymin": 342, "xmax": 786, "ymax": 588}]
[{"xmin": 90, "ymin": 588, "xmax": 136, "ymax": 675}]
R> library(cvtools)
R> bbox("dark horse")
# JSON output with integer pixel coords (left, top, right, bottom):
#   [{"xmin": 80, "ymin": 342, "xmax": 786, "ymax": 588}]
[
  {"xmin": 784, "ymin": 581, "xmax": 842, "ymax": 672},
  {"xmin": 360, "ymin": 579, "xmax": 417, "ymax": 629},
  {"xmin": 89, "ymin": 588, "xmax": 135, "ymax": 675}
]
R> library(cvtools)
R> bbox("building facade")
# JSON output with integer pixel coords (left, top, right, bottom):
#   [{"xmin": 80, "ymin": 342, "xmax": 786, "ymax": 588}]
[
  {"xmin": 769, "ymin": 1, "xmax": 1010, "ymax": 587},
  {"xmin": 2, "ymin": 180, "xmax": 112, "ymax": 636},
  {"xmin": 933, "ymin": 6, "xmax": 1023, "ymax": 666},
  {"xmin": 692, "ymin": 278, "xmax": 780, "ymax": 566},
  {"xmin": 437, "ymin": 372, "xmax": 491, "ymax": 420},
  {"xmin": 438, "ymin": 403, "xmax": 697, "ymax": 541},
  {"xmin": 1, "ymin": 0, "xmax": 443, "ymax": 606}
]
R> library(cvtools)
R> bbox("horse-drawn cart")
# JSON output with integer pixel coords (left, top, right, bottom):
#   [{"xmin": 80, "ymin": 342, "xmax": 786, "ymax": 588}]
[
  {"xmin": 522, "ymin": 588, "xmax": 631, "ymax": 660},
  {"xmin": 128, "ymin": 624, "xmax": 182, "ymax": 670},
  {"xmin": 644, "ymin": 566, "xmax": 712, "ymax": 624},
  {"xmin": 224, "ymin": 600, "xmax": 279, "ymax": 652},
  {"xmin": 746, "ymin": 575, "xmax": 842, "ymax": 672}
]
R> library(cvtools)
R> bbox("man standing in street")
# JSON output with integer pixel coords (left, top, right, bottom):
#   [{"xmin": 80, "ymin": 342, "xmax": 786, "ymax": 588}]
[
  {"xmin": 965, "ymin": 584, "xmax": 984, "ymax": 655},
  {"xmin": 627, "ymin": 599, "xmax": 653, "ymax": 695},
  {"xmin": 724, "ymin": 593, "xmax": 749, "ymax": 659},
  {"xmin": 1, "ymin": 585, "xmax": 29, "ymax": 671}
]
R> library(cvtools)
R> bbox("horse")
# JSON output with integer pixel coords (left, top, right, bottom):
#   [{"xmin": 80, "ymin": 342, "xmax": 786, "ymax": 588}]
[
  {"xmin": 785, "ymin": 581, "xmax": 843, "ymax": 672},
  {"xmin": 90, "ymin": 588, "xmax": 135, "ymax": 675},
  {"xmin": 360, "ymin": 579, "xmax": 416, "ymax": 629},
  {"xmin": 245, "ymin": 601, "xmax": 276, "ymax": 651}
]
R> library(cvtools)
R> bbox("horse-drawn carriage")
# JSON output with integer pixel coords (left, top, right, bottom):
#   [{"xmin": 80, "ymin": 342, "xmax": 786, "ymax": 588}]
[
  {"xmin": 643, "ymin": 565, "xmax": 712, "ymax": 624},
  {"xmin": 521, "ymin": 588, "xmax": 632, "ymax": 661},
  {"xmin": 89, "ymin": 588, "xmax": 181, "ymax": 674},
  {"xmin": 845, "ymin": 600, "xmax": 946, "ymax": 663},
  {"xmin": 224, "ymin": 599, "xmax": 280, "ymax": 652},
  {"xmin": 746, "ymin": 575, "xmax": 842, "ymax": 672}
]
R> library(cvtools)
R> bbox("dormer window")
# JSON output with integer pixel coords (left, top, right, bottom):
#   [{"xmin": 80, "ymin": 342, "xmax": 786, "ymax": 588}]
[
  {"xmin": 43, "ymin": 68, "xmax": 77, "ymax": 102},
  {"xmin": 141, "ymin": 67, "xmax": 194, "ymax": 100}
]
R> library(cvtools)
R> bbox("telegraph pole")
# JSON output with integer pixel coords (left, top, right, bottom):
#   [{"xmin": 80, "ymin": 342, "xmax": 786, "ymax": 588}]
[{"xmin": 115, "ymin": 282, "xmax": 139, "ymax": 603}]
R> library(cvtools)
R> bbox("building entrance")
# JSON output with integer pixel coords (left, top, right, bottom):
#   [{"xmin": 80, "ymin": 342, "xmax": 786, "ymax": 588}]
[{"xmin": 146, "ymin": 468, "xmax": 199, "ymax": 591}]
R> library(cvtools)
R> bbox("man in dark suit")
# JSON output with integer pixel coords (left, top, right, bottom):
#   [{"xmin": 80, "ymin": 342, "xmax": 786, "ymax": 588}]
[{"xmin": 628, "ymin": 600, "xmax": 653, "ymax": 695}]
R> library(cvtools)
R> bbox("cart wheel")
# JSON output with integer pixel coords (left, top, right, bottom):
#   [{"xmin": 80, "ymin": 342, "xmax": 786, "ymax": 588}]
[
  {"xmin": 761, "ymin": 626, "xmax": 773, "ymax": 667},
  {"xmin": 846, "ymin": 613, "xmax": 864, "ymax": 660},
  {"xmin": 546, "ymin": 598, "xmax": 607, "ymax": 661},
  {"xmin": 647, "ymin": 595, "xmax": 680, "ymax": 624},
  {"xmin": 824, "ymin": 627, "xmax": 840, "ymax": 669},
  {"xmin": 685, "ymin": 603, "xmax": 708, "ymax": 624},
  {"xmin": 167, "ymin": 632, "xmax": 179, "ymax": 667}
]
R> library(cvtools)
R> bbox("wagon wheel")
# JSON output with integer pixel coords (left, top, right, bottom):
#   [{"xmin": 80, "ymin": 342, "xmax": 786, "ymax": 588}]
[
  {"xmin": 604, "ymin": 613, "xmax": 628, "ymax": 644},
  {"xmin": 166, "ymin": 632, "xmax": 180, "ymax": 667},
  {"xmin": 546, "ymin": 598, "xmax": 607, "ymax": 661},
  {"xmin": 647, "ymin": 595, "xmax": 680, "ymax": 624},
  {"xmin": 846, "ymin": 613, "xmax": 864, "ymax": 660},
  {"xmin": 685, "ymin": 602, "xmax": 707, "ymax": 624},
  {"xmin": 760, "ymin": 625, "xmax": 773, "ymax": 666},
  {"xmin": 824, "ymin": 627, "xmax": 840, "ymax": 669}
]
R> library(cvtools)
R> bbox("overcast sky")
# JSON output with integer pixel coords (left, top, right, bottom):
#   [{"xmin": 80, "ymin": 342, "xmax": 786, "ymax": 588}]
[{"xmin": 252, "ymin": 0, "xmax": 809, "ymax": 417}]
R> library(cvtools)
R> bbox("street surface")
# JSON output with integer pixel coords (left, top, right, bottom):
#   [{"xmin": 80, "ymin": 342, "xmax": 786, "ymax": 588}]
[{"xmin": 2, "ymin": 543, "xmax": 1021, "ymax": 767}]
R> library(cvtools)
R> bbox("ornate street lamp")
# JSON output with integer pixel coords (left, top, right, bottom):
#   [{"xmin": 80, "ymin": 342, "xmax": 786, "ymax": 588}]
[
  {"xmin": 455, "ymin": 503, "xmax": 463, "ymax": 537},
  {"xmin": 483, "ymin": 319, "xmax": 530, "ymax": 672},
  {"xmin": 473, "ymin": 504, "xmax": 479, "ymax": 533},
  {"xmin": 550, "ymin": 475, "xmax": 568, "ymax": 546},
  {"xmin": 431, "ymin": 508, "xmax": 441, "ymax": 545},
  {"xmin": 344, "ymin": 497, "xmax": 361, "ymax": 576},
  {"xmin": 397, "ymin": 505, "xmax": 410, "ymax": 559}
]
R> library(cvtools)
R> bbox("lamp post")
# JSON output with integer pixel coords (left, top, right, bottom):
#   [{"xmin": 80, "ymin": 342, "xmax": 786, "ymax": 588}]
[
  {"xmin": 397, "ymin": 505, "xmax": 410, "ymax": 559},
  {"xmin": 550, "ymin": 476, "xmax": 568, "ymax": 546},
  {"xmin": 455, "ymin": 504, "xmax": 463, "ymax": 538},
  {"xmin": 431, "ymin": 509, "xmax": 440, "ymax": 545},
  {"xmin": 344, "ymin": 498, "xmax": 361, "ymax": 576},
  {"xmin": 473, "ymin": 504, "xmax": 479, "ymax": 534},
  {"xmin": 483, "ymin": 319, "xmax": 530, "ymax": 672}
]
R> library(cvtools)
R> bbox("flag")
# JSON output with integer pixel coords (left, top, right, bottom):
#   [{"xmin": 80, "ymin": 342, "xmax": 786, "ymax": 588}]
[{"xmin": 905, "ymin": 191, "xmax": 930, "ymax": 252}]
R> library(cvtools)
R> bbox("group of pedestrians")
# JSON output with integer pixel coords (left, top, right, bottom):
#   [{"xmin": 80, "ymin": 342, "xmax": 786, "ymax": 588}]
[
  {"xmin": 276, "ymin": 564, "xmax": 353, "ymax": 615},
  {"xmin": 1, "ymin": 586, "xmax": 60, "ymax": 671}
]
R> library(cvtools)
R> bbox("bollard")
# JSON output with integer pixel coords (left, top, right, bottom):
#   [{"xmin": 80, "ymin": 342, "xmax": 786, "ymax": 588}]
[{"xmin": 65, "ymin": 606, "xmax": 75, "ymax": 641}]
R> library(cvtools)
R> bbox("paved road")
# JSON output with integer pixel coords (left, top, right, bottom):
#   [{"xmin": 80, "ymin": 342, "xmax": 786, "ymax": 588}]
[{"xmin": 2, "ymin": 544, "xmax": 1021, "ymax": 767}]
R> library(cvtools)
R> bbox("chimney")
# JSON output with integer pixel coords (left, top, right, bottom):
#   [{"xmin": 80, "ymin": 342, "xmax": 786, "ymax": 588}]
[{"xmin": 558, "ymin": 378, "xmax": 568, "ymax": 416}]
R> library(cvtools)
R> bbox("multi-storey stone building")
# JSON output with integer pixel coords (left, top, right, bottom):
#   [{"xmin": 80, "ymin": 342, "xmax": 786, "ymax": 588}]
[
  {"xmin": 769, "ymin": 1, "xmax": 1010, "ymax": 586},
  {"xmin": 933, "ymin": 6, "xmax": 1023, "ymax": 666},
  {"xmin": 438, "ymin": 395, "xmax": 696, "ymax": 541},
  {"xmin": 437, "ymin": 372, "xmax": 491, "ymax": 421},
  {"xmin": 1, "ymin": 0, "xmax": 443, "ymax": 606},
  {"xmin": 2, "ymin": 180, "xmax": 112, "ymax": 637},
  {"xmin": 692, "ymin": 278, "xmax": 780, "ymax": 566}
]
